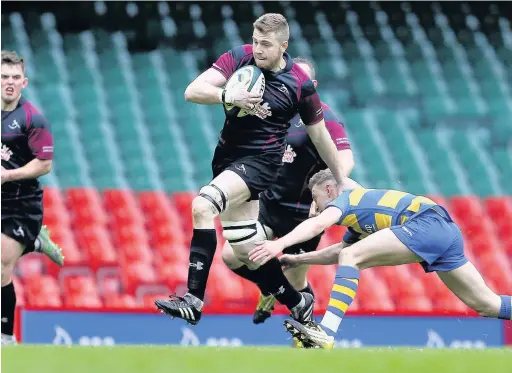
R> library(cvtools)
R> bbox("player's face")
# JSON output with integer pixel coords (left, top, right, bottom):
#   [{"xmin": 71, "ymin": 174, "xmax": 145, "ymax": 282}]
[
  {"xmin": 252, "ymin": 30, "xmax": 288, "ymax": 71},
  {"xmin": 1, "ymin": 64, "xmax": 27, "ymax": 104},
  {"xmin": 311, "ymin": 182, "xmax": 338, "ymax": 215},
  {"xmin": 297, "ymin": 63, "xmax": 317, "ymax": 88}
]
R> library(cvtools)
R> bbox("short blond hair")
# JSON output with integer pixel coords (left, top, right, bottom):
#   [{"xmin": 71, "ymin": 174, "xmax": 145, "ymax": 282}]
[
  {"xmin": 1, "ymin": 50, "xmax": 25, "ymax": 74},
  {"xmin": 253, "ymin": 13, "xmax": 290, "ymax": 43},
  {"xmin": 308, "ymin": 169, "xmax": 336, "ymax": 191}
]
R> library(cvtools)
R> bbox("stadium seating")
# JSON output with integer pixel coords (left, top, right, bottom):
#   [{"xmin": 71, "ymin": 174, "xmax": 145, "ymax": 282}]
[{"xmin": 2, "ymin": 2, "xmax": 511, "ymax": 313}]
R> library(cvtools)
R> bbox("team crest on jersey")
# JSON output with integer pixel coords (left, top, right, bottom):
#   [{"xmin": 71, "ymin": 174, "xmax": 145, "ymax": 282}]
[
  {"xmin": 1, "ymin": 144, "xmax": 13, "ymax": 161},
  {"xmin": 282, "ymin": 145, "xmax": 296, "ymax": 163}
]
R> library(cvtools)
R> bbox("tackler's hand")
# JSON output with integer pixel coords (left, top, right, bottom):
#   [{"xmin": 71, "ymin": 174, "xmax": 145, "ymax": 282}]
[
  {"xmin": 279, "ymin": 254, "xmax": 300, "ymax": 270},
  {"xmin": 249, "ymin": 240, "xmax": 285, "ymax": 265}
]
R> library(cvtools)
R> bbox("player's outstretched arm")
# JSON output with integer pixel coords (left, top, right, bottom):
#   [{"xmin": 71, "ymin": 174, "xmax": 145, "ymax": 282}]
[
  {"xmin": 306, "ymin": 121, "xmax": 347, "ymax": 189},
  {"xmin": 184, "ymin": 68, "xmax": 229, "ymax": 105},
  {"xmin": 249, "ymin": 207, "xmax": 342, "ymax": 265},
  {"xmin": 281, "ymin": 241, "xmax": 350, "ymax": 267},
  {"xmin": 1, "ymin": 158, "xmax": 52, "ymax": 184}
]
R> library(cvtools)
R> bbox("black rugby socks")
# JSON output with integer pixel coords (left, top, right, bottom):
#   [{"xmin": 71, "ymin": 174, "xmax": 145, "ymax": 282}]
[
  {"xmin": 1, "ymin": 282, "xmax": 16, "ymax": 336},
  {"xmin": 232, "ymin": 265, "xmax": 271, "ymax": 296},
  {"xmin": 254, "ymin": 258, "xmax": 302, "ymax": 309},
  {"xmin": 187, "ymin": 229, "xmax": 217, "ymax": 301}
]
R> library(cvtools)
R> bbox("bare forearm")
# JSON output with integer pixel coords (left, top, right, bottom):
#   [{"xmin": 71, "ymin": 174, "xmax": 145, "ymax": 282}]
[
  {"xmin": 184, "ymin": 82, "xmax": 223, "ymax": 105},
  {"xmin": 280, "ymin": 219, "xmax": 325, "ymax": 250},
  {"xmin": 5, "ymin": 159, "xmax": 51, "ymax": 181},
  {"xmin": 296, "ymin": 242, "xmax": 345, "ymax": 265},
  {"xmin": 310, "ymin": 127, "xmax": 346, "ymax": 183}
]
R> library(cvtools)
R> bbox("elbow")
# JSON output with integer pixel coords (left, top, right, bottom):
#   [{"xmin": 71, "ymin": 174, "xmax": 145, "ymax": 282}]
[
  {"xmin": 184, "ymin": 85, "xmax": 194, "ymax": 102},
  {"xmin": 41, "ymin": 160, "xmax": 52, "ymax": 175}
]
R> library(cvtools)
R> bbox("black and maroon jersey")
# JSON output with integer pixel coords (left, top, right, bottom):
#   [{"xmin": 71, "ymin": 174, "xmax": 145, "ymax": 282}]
[
  {"xmin": 261, "ymin": 103, "xmax": 351, "ymax": 219},
  {"xmin": 212, "ymin": 44, "xmax": 324, "ymax": 156},
  {"xmin": 1, "ymin": 96, "xmax": 53, "ymax": 201}
]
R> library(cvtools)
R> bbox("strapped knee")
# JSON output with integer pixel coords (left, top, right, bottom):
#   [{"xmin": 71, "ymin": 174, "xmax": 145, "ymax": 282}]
[
  {"xmin": 198, "ymin": 183, "xmax": 228, "ymax": 215},
  {"xmin": 221, "ymin": 220, "xmax": 268, "ymax": 246}
]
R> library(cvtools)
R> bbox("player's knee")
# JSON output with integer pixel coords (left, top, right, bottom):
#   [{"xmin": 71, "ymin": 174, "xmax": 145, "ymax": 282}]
[
  {"xmin": 0, "ymin": 254, "xmax": 14, "ymax": 286},
  {"xmin": 191, "ymin": 196, "xmax": 216, "ymax": 223},
  {"xmin": 222, "ymin": 220, "xmax": 267, "ymax": 268},
  {"xmin": 221, "ymin": 243, "xmax": 242, "ymax": 269},
  {"xmin": 193, "ymin": 184, "xmax": 229, "ymax": 223}
]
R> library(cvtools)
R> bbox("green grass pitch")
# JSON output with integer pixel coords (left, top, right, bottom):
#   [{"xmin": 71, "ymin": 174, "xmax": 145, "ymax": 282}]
[{"xmin": 2, "ymin": 346, "xmax": 511, "ymax": 373}]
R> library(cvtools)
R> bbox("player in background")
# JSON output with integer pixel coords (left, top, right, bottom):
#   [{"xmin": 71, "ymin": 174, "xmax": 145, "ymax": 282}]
[
  {"xmin": 155, "ymin": 14, "xmax": 348, "ymax": 326},
  {"xmin": 222, "ymin": 57, "xmax": 354, "ymax": 325},
  {"xmin": 250, "ymin": 170, "xmax": 512, "ymax": 348},
  {"xmin": 1, "ymin": 51, "xmax": 64, "ymax": 345}
]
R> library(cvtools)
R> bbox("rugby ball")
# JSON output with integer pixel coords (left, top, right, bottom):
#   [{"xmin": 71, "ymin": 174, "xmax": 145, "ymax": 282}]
[{"xmin": 224, "ymin": 65, "xmax": 265, "ymax": 117}]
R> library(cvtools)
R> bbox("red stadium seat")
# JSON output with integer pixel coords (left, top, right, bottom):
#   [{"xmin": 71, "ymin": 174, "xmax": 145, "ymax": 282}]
[
  {"xmin": 104, "ymin": 294, "xmax": 138, "ymax": 308},
  {"xmin": 484, "ymin": 196, "xmax": 512, "ymax": 224},
  {"xmin": 111, "ymin": 225, "xmax": 151, "ymax": 259},
  {"xmin": 120, "ymin": 261, "xmax": 159, "ymax": 294},
  {"xmin": 65, "ymin": 294, "xmax": 103, "ymax": 308},
  {"xmin": 398, "ymin": 295, "xmax": 433, "ymax": 312},
  {"xmin": 75, "ymin": 226, "xmax": 118, "ymax": 269},
  {"xmin": 66, "ymin": 188, "xmax": 108, "ymax": 228},
  {"xmin": 63, "ymin": 274, "xmax": 100, "ymax": 298},
  {"xmin": 154, "ymin": 260, "xmax": 189, "ymax": 292},
  {"xmin": 450, "ymin": 196, "xmax": 485, "ymax": 225},
  {"xmin": 43, "ymin": 187, "xmax": 72, "ymax": 227},
  {"xmin": 98, "ymin": 275, "xmax": 123, "ymax": 297},
  {"xmin": 103, "ymin": 189, "xmax": 145, "ymax": 227},
  {"xmin": 170, "ymin": 191, "xmax": 196, "ymax": 234},
  {"xmin": 17, "ymin": 255, "xmax": 45, "ymax": 277},
  {"xmin": 154, "ymin": 244, "xmax": 189, "ymax": 265},
  {"xmin": 24, "ymin": 275, "xmax": 62, "ymax": 307}
]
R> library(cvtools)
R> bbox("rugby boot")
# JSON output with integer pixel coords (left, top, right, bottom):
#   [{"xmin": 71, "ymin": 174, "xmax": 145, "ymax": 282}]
[
  {"xmin": 1, "ymin": 334, "xmax": 17, "ymax": 346},
  {"xmin": 253, "ymin": 293, "xmax": 277, "ymax": 324},
  {"xmin": 155, "ymin": 293, "xmax": 202, "ymax": 326},
  {"xmin": 284, "ymin": 319, "xmax": 334, "ymax": 349},
  {"xmin": 36, "ymin": 225, "xmax": 64, "ymax": 266}
]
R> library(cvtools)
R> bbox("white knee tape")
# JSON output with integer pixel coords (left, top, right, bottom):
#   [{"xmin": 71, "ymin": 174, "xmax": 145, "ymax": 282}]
[
  {"xmin": 221, "ymin": 220, "xmax": 268, "ymax": 246},
  {"xmin": 198, "ymin": 184, "xmax": 228, "ymax": 214}
]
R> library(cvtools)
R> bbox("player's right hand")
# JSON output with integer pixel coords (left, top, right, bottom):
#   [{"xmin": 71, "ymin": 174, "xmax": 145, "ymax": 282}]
[
  {"xmin": 279, "ymin": 254, "xmax": 300, "ymax": 270},
  {"xmin": 225, "ymin": 88, "xmax": 262, "ymax": 111}
]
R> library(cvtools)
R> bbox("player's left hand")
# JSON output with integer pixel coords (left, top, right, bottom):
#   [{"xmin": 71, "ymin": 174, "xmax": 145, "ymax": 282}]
[
  {"xmin": 1, "ymin": 166, "xmax": 12, "ymax": 184},
  {"xmin": 249, "ymin": 240, "xmax": 285, "ymax": 265}
]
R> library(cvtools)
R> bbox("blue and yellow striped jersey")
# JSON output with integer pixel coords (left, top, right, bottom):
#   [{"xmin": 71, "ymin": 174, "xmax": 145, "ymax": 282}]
[{"xmin": 327, "ymin": 188, "xmax": 448, "ymax": 243}]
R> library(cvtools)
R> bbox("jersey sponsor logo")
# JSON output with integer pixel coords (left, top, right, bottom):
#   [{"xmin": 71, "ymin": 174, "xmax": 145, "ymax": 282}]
[
  {"xmin": 278, "ymin": 84, "xmax": 289, "ymax": 96},
  {"xmin": 249, "ymin": 101, "xmax": 272, "ymax": 120},
  {"xmin": 234, "ymin": 164, "xmax": 247, "ymax": 175},
  {"xmin": 282, "ymin": 145, "xmax": 297, "ymax": 163},
  {"xmin": 1, "ymin": 144, "xmax": 13, "ymax": 161},
  {"xmin": 13, "ymin": 226, "xmax": 25, "ymax": 237},
  {"xmin": 294, "ymin": 119, "xmax": 304, "ymax": 128},
  {"xmin": 8, "ymin": 119, "xmax": 20, "ymax": 130},
  {"xmin": 189, "ymin": 261, "xmax": 204, "ymax": 271}
]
